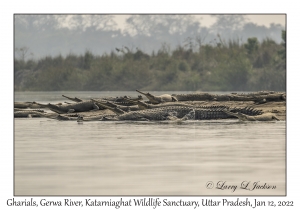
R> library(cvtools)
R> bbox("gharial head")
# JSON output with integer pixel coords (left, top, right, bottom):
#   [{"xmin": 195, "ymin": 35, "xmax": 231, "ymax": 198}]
[
  {"xmin": 235, "ymin": 112, "xmax": 248, "ymax": 121},
  {"xmin": 223, "ymin": 109, "xmax": 248, "ymax": 121},
  {"xmin": 136, "ymin": 89, "xmax": 165, "ymax": 104},
  {"xmin": 91, "ymin": 99, "xmax": 125, "ymax": 115},
  {"xmin": 102, "ymin": 101, "xmax": 118, "ymax": 108},
  {"xmin": 123, "ymin": 98, "xmax": 149, "ymax": 110},
  {"xmin": 136, "ymin": 89, "xmax": 177, "ymax": 103},
  {"xmin": 46, "ymin": 103, "xmax": 65, "ymax": 114},
  {"xmin": 125, "ymin": 94, "xmax": 143, "ymax": 101},
  {"xmin": 77, "ymin": 115, "xmax": 84, "ymax": 123},
  {"xmin": 136, "ymin": 89, "xmax": 155, "ymax": 99},
  {"xmin": 30, "ymin": 101, "xmax": 49, "ymax": 108},
  {"xmin": 171, "ymin": 96, "xmax": 178, "ymax": 102}
]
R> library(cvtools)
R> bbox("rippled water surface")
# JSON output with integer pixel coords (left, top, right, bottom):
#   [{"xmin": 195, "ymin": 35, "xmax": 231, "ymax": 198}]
[{"xmin": 14, "ymin": 92, "xmax": 286, "ymax": 195}]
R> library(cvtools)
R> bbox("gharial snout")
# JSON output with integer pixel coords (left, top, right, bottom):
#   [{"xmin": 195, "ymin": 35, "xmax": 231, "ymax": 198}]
[{"xmin": 136, "ymin": 89, "xmax": 148, "ymax": 95}]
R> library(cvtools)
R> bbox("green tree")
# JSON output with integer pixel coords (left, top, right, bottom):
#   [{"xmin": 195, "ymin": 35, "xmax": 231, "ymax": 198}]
[
  {"xmin": 278, "ymin": 30, "xmax": 286, "ymax": 61},
  {"xmin": 244, "ymin": 37, "xmax": 259, "ymax": 55}
]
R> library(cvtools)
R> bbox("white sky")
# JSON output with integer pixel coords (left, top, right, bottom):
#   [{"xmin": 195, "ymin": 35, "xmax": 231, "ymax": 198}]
[{"xmin": 113, "ymin": 14, "xmax": 286, "ymax": 30}]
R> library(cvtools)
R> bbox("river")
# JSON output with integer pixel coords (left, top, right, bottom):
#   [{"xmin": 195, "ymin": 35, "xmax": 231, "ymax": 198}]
[{"xmin": 14, "ymin": 91, "xmax": 286, "ymax": 195}]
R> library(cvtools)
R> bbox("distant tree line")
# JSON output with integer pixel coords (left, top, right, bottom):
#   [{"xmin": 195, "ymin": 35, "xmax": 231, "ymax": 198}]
[
  {"xmin": 15, "ymin": 15, "xmax": 285, "ymax": 59},
  {"xmin": 14, "ymin": 32, "xmax": 286, "ymax": 91}
]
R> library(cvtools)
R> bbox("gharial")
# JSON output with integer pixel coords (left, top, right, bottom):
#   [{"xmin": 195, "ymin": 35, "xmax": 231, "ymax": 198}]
[
  {"xmin": 33, "ymin": 101, "xmax": 100, "ymax": 114},
  {"xmin": 223, "ymin": 109, "xmax": 280, "ymax": 121},
  {"xmin": 93, "ymin": 104, "xmax": 263, "ymax": 121},
  {"xmin": 136, "ymin": 89, "xmax": 178, "ymax": 104}
]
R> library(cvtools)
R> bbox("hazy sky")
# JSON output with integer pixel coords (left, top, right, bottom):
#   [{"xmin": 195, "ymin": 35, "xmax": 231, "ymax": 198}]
[{"xmin": 114, "ymin": 14, "xmax": 286, "ymax": 30}]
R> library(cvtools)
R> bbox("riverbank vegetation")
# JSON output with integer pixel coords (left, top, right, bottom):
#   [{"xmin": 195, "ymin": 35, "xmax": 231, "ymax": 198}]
[{"xmin": 14, "ymin": 32, "xmax": 286, "ymax": 91}]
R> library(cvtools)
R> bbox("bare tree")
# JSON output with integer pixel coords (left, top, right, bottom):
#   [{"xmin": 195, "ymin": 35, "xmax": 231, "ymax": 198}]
[
  {"xmin": 15, "ymin": 46, "xmax": 30, "ymax": 61},
  {"xmin": 125, "ymin": 15, "xmax": 197, "ymax": 36},
  {"xmin": 195, "ymin": 33, "xmax": 208, "ymax": 52},
  {"xmin": 210, "ymin": 15, "xmax": 249, "ymax": 34}
]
